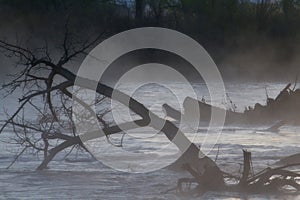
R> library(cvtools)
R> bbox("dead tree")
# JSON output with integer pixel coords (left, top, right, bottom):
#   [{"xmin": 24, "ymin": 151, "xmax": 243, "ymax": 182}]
[
  {"xmin": 176, "ymin": 150, "xmax": 300, "ymax": 196},
  {"xmin": 0, "ymin": 27, "xmax": 218, "ymax": 182},
  {"xmin": 1, "ymin": 28, "xmax": 299, "ymax": 196}
]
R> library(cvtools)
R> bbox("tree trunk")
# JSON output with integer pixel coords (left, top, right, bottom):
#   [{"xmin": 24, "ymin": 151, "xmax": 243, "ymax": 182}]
[
  {"xmin": 47, "ymin": 65, "xmax": 218, "ymax": 173},
  {"xmin": 239, "ymin": 150, "xmax": 252, "ymax": 188}
]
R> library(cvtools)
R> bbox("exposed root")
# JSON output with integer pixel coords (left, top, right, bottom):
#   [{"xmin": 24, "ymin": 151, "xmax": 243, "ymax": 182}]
[{"xmin": 176, "ymin": 150, "xmax": 300, "ymax": 196}]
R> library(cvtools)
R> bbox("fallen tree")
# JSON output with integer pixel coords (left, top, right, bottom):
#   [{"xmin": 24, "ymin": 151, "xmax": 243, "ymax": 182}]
[
  {"xmin": 0, "ymin": 28, "xmax": 216, "ymax": 175},
  {"xmin": 175, "ymin": 150, "xmax": 300, "ymax": 196},
  {"xmin": 163, "ymin": 83, "xmax": 300, "ymax": 126},
  {"xmin": 0, "ymin": 28, "xmax": 299, "ymax": 197}
]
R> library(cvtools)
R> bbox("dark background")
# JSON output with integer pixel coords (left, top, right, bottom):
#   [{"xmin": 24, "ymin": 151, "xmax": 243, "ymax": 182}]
[{"xmin": 0, "ymin": 0, "xmax": 300, "ymax": 81}]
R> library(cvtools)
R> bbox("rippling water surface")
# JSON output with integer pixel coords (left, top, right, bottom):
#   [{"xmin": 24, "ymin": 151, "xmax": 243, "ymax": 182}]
[{"xmin": 1, "ymin": 82, "xmax": 300, "ymax": 199}]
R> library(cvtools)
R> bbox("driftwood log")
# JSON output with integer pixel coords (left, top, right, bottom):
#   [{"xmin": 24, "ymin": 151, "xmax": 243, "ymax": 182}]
[
  {"xmin": 0, "ymin": 31, "xmax": 299, "ymax": 197},
  {"xmin": 163, "ymin": 83, "xmax": 300, "ymax": 126},
  {"xmin": 176, "ymin": 150, "xmax": 300, "ymax": 196}
]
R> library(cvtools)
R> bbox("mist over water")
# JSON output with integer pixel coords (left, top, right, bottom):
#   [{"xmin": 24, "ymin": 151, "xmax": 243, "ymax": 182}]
[
  {"xmin": 1, "ymin": 81, "xmax": 300, "ymax": 199},
  {"xmin": 1, "ymin": 1, "xmax": 300, "ymax": 199}
]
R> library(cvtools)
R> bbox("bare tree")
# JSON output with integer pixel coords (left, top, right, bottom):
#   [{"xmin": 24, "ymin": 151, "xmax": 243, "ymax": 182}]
[
  {"xmin": 1, "ymin": 26, "xmax": 299, "ymax": 196},
  {"xmin": 0, "ymin": 26, "xmax": 216, "ymax": 174},
  {"xmin": 0, "ymin": 28, "xmax": 113, "ymax": 170}
]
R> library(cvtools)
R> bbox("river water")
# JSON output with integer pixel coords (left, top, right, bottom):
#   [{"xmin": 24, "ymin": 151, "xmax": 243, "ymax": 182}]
[{"xmin": 0, "ymin": 82, "xmax": 300, "ymax": 199}]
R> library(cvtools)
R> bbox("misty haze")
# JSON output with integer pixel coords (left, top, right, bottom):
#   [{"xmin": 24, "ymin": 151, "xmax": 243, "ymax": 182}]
[{"xmin": 1, "ymin": 1, "xmax": 300, "ymax": 200}]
